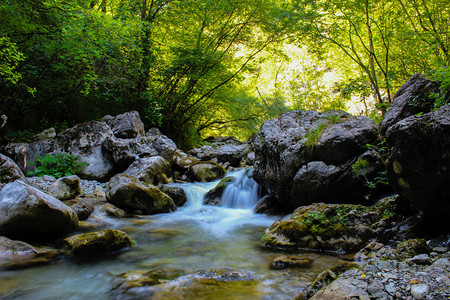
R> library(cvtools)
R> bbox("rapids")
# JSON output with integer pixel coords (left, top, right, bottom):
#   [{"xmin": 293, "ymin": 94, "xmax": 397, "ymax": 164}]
[{"xmin": 0, "ymin": 169, "xmax": 342, "ymax": 299}]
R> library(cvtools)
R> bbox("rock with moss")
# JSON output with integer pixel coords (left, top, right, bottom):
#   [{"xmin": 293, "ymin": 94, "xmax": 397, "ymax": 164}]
[
  {"xmin": 203, "ymin": 176, "xmax": 234, "ymax": 205},
  {"xmin": 293, "ymin": 262, "xmax": 360, "ymax": 299},
  {"xmin": 395, "ymin": 239, "xmax": 431, "ymax": 261},
  {"xmin": 0, "ymin": 236, "xmax": 60, "ymax": 269},
  {"xmin": 261, "ymin": 196, "xmax": 400, "ymax": 252},
  {"xmin": 188, "ymin": 161, "xmax": 226, "ymax": 182},
  {"xmin": 0, "ymin": 153, "xmax": 25, "ymax": 189},
  {"xmin": 270, "ymin": 255, "xmax": 313, "ymax": 270},
  {"xmin": 123, "ymin": 156, "xmax": 172, "ymax": 185},
  {"xmin": 106, "ymin": 174, "xmax": 176, "ymax": 215},
  {"xmin": 159, "ymin": 186, "xmax": 188, "ymax": 207},
  {"xmin": 0, "ymin": 180, "xmax": 79, "ymax": 238},
  {"xmin": 47, "ymin": 175, "xmax": 81, "ymax": 200},
  {"xmin": 64, "ymin": 228, "xmax": 135, "ymax": 256},
  {"xmin": 253, "ymin": 110, "xmax": 381, "ymax": 210}
]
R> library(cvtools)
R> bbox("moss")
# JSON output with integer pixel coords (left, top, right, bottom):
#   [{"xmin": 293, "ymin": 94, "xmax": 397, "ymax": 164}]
[
  {"xmin": 64, "ymin": 228, "xmax": 135, "ymax": 256},
  {"xmin": 395, "ymin": 239, "xmax": 431, "ymax": 260},
  {"xmin": 261, "ymin": 197, "xmax": 401, "ymax": 251}
]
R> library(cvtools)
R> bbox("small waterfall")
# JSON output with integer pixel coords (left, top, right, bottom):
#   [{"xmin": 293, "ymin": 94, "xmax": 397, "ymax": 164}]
[{"xmin": 220, "ymin": 168, "xmax": 260, "ymax": 209}]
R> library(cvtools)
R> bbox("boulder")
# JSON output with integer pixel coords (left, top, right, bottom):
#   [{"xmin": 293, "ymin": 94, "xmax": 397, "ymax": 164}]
[
  {"xmin": 102, "ymin": 128, "xmax": 178, "ymax": 170},
  {"xmin": 253, "ymin": 110, "xmax": 380, "ymax": 209},
  {"xmin": 50, "ymin": 121, "xmax": 115, "ymax": 180},
  {"xmin": 203, "ymin": 176, "xmax": 234, "ymax": 205},
  {"xmin": 188, "ymin": 162, "xmax": 226, "ymax": 182},
  {"xmin": 47, "ymin": 175, "xmax": 81, "ymax": 200},
  {"xmin": 381, "ymin": 73, "xmax": 440, "ymax": 135},
  {"xmin": 3, "ymin": 121, "xmax": 115, "ymax": 181},
  {"xmin": 189, "ymin": 143, "xmax": 251, "ymax": 167},
  {"xmin": 385, "ymin": 105, "xmax": 450, "ymax": 224},
  {"xmin": 0, "ymin": 236, "xmax": 60, "ymax": 269},
  {"xmin": 63, "ymin": 228, "xmax": 135, "ymax": 256},
  {"xmin": 261, "ymin": 196, "xmax": 401, "ymax": 252},
  {"xmin": 106, "ymin": 111, "xmax": 145, "ymax": 138},
  {"xmin": 106, "ymin": 174, "xmax": 176, "ymax": 214},
  {"xmin": 123, "ymin": 156, "xmax": 172, "ymax": 185},
  {"xmin": 0, "ymin": 153, "xmax": 25, "ymax": 189},
  {"xmin": 159, "ymin": 186, "xmax": 188, "ymax": 207},
  {"xmin": 145, "ymin": 128, "xmax": 178, "ymax": 161},
  {"xmin": 0, "ymin": 181, "xmax": 79, "ymax": 238}
]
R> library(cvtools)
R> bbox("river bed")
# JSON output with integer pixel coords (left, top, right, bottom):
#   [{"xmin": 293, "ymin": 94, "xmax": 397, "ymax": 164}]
[{"xmin": 0, "ymin": 170, "xmax": 343, "ymax": 299}]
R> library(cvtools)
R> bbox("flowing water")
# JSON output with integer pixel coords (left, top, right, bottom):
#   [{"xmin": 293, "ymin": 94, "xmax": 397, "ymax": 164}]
[{"xmin": 0, "ymin": 169, "xmax": 342, "ymax": 299}]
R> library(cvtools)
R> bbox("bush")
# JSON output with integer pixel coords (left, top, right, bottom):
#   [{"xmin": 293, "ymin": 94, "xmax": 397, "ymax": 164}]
[{"xmin": 27, "ymin": 153, "xmax": 88, "ymax": 178}]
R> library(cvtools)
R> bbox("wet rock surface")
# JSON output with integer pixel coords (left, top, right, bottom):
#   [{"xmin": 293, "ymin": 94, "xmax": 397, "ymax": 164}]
[
  {"xmin": 111, "ymin": 268, "xmax": 258, "ymax": 299},
  {"xmin": 270, "ymin": 255, "xmax": 313, "ymax": 270},
  {"xmin": 64, "ymin": 229, "xmax": 135, "ymax": 256},
  {"xmin": 0, "ymin": 236, "xmax": 60, "ymax": 269}
]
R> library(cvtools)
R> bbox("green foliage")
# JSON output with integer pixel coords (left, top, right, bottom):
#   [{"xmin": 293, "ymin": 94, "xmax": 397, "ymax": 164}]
[
  {"xmin": 352, "ymin": 157, "xmax": 388, "ymax": 190},
  {"xmin": 427, "ymin": 67, "xmax": 450, "ymax": 110},
  {"xmin": 305, "ymin": 122, "xmax": 328, "ymax": 147},
  {"xmin": 27, "ymin": 153, "xmax": 88, "ymax": 178},
  {"xmin": 304, "ymin": 114, "xmax": 342, "ymax": 147}
]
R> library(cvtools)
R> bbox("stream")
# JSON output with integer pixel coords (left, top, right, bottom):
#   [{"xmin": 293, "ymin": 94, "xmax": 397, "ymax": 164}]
[{"xmin": 0, "ymin": 169, "xmax": 342, "ymax": 299}]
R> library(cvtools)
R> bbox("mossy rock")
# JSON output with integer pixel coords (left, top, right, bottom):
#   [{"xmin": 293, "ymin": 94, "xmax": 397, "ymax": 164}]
[
  {"xmin": 270, "ymin": 255, "xmax": 313, "ymax": 270},
  {"xmin": 203, "ymin": 176, "xmax": 235, "ymax": 205},
  {"xmin": 64, "ymin": 228, "xmax": 136, "ymax": 256},
  {"xmin": 294, "ymin": 262, "xmax": 360, "ymax": 300},
  {"xmin": 188, "ymin": 161, "xmax": 226, "ymax": 182},
  {"xmin": 395, "ymin": 239, "xmax": 431, "ymax": 261},
  {"xmin": 106, "ymin": 174, "xmax": 177, "ymax": 214},
  {"xmin": 261, "ymin": 196, "xmax": 400, "ymax": 252}
]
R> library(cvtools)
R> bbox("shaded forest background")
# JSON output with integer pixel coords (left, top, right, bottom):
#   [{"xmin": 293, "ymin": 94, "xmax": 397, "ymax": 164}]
[{"xmin": 1, "ymin": 0, "xmax": 448, "ymax": 149}]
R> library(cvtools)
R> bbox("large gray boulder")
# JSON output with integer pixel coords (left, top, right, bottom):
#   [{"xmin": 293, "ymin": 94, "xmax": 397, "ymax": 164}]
[
  {"xmin": 2, "ymin": 121, "xmax": 115, "ymax": 181},
  {"xmin": 51, "ymin": 121, "xmax": 115, "ymax": 180},
  {"xmin": 0, "ymin": 153, "xmax": 25, "ymax": 189},
  {"xmin": 381, "ymin": 73, "xmax": 440, "ymax": 135},
  {"xmin": 385, "ymin": 105, "xmax": 450, "ymax": 224},
  {"xmin": 189, "ymin": 140, "xmax": 251, "ymax": 167},
  {"xmin": 0, "ymin": 181, "xmax": 79, "ymax": 238},
  {"xmin": 253, "ymin": 110, "xmax": 380, "ymax": 209},
  {"xmin": 106, "ymin": 174, "xmax": 176, "ymax": 215},
  {"xmin": 103, "ymin": 128, "xmax": 178, "ymax": 170},
  {"xmin": 123, "ymin": 156, "xmax": 172, "ymax": 185},
  {"xmin": 104, "ymin": 111, "xmax": 145, "ymax": 138}
]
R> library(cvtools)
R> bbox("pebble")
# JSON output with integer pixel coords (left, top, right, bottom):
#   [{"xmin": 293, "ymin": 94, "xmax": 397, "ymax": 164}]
[{"xmin": 410, "ymin": 283, "xmax": 429, "ymax": 299}]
